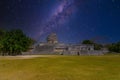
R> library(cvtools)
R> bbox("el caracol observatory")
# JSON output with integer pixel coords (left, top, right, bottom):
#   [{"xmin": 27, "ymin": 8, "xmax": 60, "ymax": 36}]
[
  {"xmin": 47, "ymin": 33, "xmax": 58, "ymax": 44},
  {"xmin": 28, "ymin": 33, "xmax": 108, "ymax": 55}
]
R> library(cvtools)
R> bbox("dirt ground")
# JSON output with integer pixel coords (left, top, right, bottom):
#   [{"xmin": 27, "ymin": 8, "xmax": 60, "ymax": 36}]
[{"xmin": 0, "ymin": 55, "xmax": 58, "ymax": 59}]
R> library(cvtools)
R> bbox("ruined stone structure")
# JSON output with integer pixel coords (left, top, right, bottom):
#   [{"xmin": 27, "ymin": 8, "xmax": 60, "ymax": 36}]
[
  {"xmin": 28, "ymin": 33, "xmax": 106, "ymax": 55},
  {"xmin": 47, "ymin": 33, "xmax": 58, "ymax": 44}
]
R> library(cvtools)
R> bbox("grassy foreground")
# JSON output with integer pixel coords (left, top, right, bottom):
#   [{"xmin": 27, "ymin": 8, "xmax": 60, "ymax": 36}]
[{"xmin": 0, "ymin": 55, "xmax": 120, "ymax": 80}]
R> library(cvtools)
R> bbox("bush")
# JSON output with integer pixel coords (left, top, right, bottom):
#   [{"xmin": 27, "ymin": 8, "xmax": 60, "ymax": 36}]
[
  {"xmin": 0, "ymin": 29, "xmax": 34, "ymax": 56},
  {"xmin": 109, "ymin": 42, "xmax": 120, "ymax": 53}
]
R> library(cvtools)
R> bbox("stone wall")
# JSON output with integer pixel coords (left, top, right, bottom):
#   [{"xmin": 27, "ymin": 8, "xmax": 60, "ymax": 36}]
[
  {"xmin": 22, "ymin": 43, "xmax": 108, "ymax": 55},
  {"xmin": 55, "ymin": 50, "xmax": 105, "ymax": 55}
]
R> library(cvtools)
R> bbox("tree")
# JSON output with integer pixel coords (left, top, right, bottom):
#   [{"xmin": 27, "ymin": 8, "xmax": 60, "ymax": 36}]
[
  {"xmin": 108, "ymin": 42, "xmax": 120, "ymax": 53},
  {"xmin": 0, "ymin": 29, "xmax": 34, "ymax": 56},
  {"xmin": 94, "ymin": 43, "xmax": 103, "ymax": 50},
  {"xmin": 82, "ymin": 40, "xmax": 94, "ymax": 44},
  {"xmin": 0, "ymin": 29, "xmax": 6, "ymax": 54},
  {"xmin": 82, "ymin": 40, "xmax": 103, "ymax": 50}
]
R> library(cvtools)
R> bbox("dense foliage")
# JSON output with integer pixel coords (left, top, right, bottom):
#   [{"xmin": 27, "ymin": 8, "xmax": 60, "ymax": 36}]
[
  {"xmin": 82, "ymin": 40, "xmax": 103, "ymax": 50},
  {"xmin": 108, "ymin": 42, "xmax": 120, "ymax": 53},
  {"xmin": 82, "ymin": 40, "xmax": 94, "ymax": 44},
  {"xmin": 0, "ymin": 29, "xmax": 34, "ymax": 56}
]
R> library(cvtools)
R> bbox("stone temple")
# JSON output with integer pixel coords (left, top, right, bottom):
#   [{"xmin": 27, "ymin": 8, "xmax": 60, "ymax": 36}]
[
  {"xmin": 30, "ymin": 33, "xmax": 106, "ymax": 55},
  {"xmin": 47, "ymin": 33, "xmax": 58, "ymax": 44}
]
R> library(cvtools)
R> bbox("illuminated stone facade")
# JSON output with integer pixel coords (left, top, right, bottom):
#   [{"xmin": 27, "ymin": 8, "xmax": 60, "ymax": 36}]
[{"xmin": 32, "ymin": 33, "xmax": 105, "ymax": 55}]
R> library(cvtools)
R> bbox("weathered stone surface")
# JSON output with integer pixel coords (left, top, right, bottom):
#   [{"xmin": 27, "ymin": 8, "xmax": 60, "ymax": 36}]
[
  {"xmin": 23, "ymin": 33, "xmax": 107, "ymax": 55},
  {"xmin": 47, "ymin": 33, "xmax": 58, "ymax": 44}
]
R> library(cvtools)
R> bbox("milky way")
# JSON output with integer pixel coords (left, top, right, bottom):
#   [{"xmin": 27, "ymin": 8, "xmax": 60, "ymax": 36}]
[
  {"xmin": 0, "ymin": 0, "xmax": 120, "ymax": 43},
  {"xmin": 37, "ymin": 0, "xmax": 77, "ymax": 39}
]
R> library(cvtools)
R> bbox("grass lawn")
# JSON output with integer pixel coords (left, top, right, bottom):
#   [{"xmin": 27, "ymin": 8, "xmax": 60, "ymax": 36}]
[{"xmin": 0, "ymin": 55, "xmax": 120, "ymax": 80}]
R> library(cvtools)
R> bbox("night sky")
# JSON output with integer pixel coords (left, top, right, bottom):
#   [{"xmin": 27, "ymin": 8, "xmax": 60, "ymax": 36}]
[{"xmin": 0, "ymin": 0, "xmax": 120, "ymax": 44}]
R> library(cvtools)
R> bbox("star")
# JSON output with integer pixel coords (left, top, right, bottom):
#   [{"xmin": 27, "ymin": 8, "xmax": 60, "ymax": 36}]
[{"xmin": 0, "ymin": 0, "xmax": 120, "ymax": 43}]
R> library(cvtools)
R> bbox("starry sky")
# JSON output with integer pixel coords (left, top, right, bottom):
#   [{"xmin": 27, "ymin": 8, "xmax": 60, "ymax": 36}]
[{"xmin": 0, "ymin": 0, "xmax": 120, "ymax": 44}]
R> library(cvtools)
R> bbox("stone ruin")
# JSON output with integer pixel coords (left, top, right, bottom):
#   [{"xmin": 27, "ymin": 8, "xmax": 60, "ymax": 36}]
[
  {"xmin": 22, "ymin": 33, "xmax": 108, "ymax": 56},
  {"xmin": 47, "ymin": 33, "xmax": 58, "ymax": 44}
]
